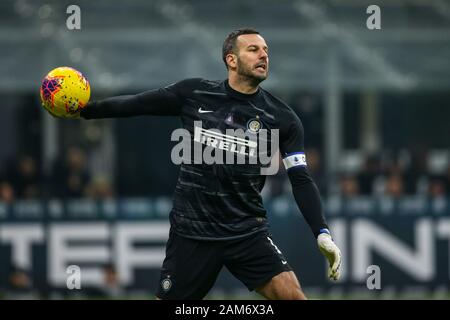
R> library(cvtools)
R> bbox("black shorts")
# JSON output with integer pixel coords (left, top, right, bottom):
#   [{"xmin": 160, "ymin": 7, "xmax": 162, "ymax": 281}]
[{"xmin": 155, "ymin": 229, "xmax": 292, "ymax": 300}]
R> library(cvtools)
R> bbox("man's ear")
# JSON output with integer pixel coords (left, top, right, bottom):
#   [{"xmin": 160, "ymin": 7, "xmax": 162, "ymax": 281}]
[{"xmin": 226, "ymin": 53, "xmax": 237, "ymax": 69}]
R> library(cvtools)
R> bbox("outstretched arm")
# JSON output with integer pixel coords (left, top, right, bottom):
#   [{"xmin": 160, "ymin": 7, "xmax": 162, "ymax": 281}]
[
  {"xmin": 81, "ymin": 82, "xmax": 185, "ymax": 119},
  {"xmin": 280, "ymin": 111, "xmax": 342, "ymax": 281}
]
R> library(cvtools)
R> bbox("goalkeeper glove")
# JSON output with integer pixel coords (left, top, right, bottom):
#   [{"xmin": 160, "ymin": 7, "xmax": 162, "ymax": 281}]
[{"xmin": 317, "ymin": 229, "xmax": 342, "ymax": 281}]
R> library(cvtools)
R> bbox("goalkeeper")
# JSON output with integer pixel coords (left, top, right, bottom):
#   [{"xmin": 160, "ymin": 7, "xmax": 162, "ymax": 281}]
[{"xmin": 76, "ymin": 28, "xmax": 341, "ymax": 300}]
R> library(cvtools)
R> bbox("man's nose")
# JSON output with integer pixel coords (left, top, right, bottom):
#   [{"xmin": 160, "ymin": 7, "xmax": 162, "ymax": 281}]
[{"xmin": 259, "ymin": 50, "xmax": 268, "ymax": 59}]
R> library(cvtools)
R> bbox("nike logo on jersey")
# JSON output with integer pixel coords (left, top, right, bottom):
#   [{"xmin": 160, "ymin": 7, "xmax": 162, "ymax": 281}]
[
  {"xmin": 198, "ymin": 107, "xmax": 214, "ymax": 113},
  {"xmin": 281, "ymin": 260, "xmax": 288, "ymax": 265}
]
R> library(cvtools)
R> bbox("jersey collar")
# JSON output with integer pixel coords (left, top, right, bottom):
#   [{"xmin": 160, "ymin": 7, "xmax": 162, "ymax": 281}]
[{"xmin": 224, "ymin": 79, "xmax": 261, "ymax": 101}]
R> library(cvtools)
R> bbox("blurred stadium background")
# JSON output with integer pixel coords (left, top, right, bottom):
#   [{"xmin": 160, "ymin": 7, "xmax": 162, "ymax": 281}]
[{"xmin": 1, "ymin": 0, "xmax": 450, "ymax": 299}]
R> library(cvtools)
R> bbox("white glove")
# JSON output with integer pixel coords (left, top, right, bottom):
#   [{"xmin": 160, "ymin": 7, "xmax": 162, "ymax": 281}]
[{"xmin": 317, "ymin": 232, "xmax": 342, "ymax": 281}]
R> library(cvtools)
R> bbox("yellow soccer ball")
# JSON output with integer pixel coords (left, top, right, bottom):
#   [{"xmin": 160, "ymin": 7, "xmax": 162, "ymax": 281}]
[{"xmin": 40, "ymin": 66, "xmax": 90, "ymax": 118}]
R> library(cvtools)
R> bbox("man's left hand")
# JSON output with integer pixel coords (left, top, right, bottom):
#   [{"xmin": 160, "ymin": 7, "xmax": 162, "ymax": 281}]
[{"xmin": 317, "ymin": 232, "xmax": 342, "ymax": 281}]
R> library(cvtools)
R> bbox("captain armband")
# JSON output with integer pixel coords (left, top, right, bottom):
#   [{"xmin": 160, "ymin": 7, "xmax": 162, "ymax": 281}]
[{"xmin": 282, "ymin": 152, "xmax": 307, "ymax": 170}]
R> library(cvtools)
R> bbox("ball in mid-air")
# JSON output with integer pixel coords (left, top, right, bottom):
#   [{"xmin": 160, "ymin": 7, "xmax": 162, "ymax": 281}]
[{"xmin": 40, "ymin": 66, "xmax": 90, "ymax": 118}]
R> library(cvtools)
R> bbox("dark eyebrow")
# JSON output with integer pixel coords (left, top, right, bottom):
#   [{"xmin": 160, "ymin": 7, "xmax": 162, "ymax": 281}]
[{"xmin": 247, "ymin": 45, "xmax": 269, "ymax": 50}]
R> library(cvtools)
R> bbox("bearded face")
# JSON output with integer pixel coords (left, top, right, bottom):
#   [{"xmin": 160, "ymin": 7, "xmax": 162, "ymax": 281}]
[
  {"xmin": 229, "ymin": 34, "xmax": 269, "ymax": 85},
  {"xmin": 236, "ymin": 54, "xmax": 268, "ymax": 83}
]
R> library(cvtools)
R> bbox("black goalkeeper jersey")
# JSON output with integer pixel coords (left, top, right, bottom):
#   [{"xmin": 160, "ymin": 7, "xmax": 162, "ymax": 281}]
[{"xmin": 81, "ymin": 78, "xmax": 328, "ymax": 240}]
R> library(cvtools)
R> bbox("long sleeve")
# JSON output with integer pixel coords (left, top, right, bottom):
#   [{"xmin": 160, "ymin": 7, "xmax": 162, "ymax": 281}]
[
  {"xmin": 287, "ymin": 167, "xmax": 328, "ymax": 238},
  {"xmin": 80, "ymin": 81, "xmax": 187, "ymax": 119},
  {"xmin": 280, "ymin": 108, "xmax": 329, "ymax": 238}
]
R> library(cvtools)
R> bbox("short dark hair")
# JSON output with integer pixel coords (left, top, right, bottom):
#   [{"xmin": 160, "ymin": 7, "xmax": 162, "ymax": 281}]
[{"xmin": 222, "ymin": 28, "xmax": 260, "ymax": 69}]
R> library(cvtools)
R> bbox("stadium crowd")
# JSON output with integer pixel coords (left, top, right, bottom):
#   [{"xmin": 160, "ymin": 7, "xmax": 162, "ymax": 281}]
[{"xmin": 0, "ymin": 147, "xmax": 449, "ymax": 202}]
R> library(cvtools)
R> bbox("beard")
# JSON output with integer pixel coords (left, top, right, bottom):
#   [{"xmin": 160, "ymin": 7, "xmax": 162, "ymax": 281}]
[{"xmin": 236, "ymin": 57, "xmax": 268, "ymax": 86}]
